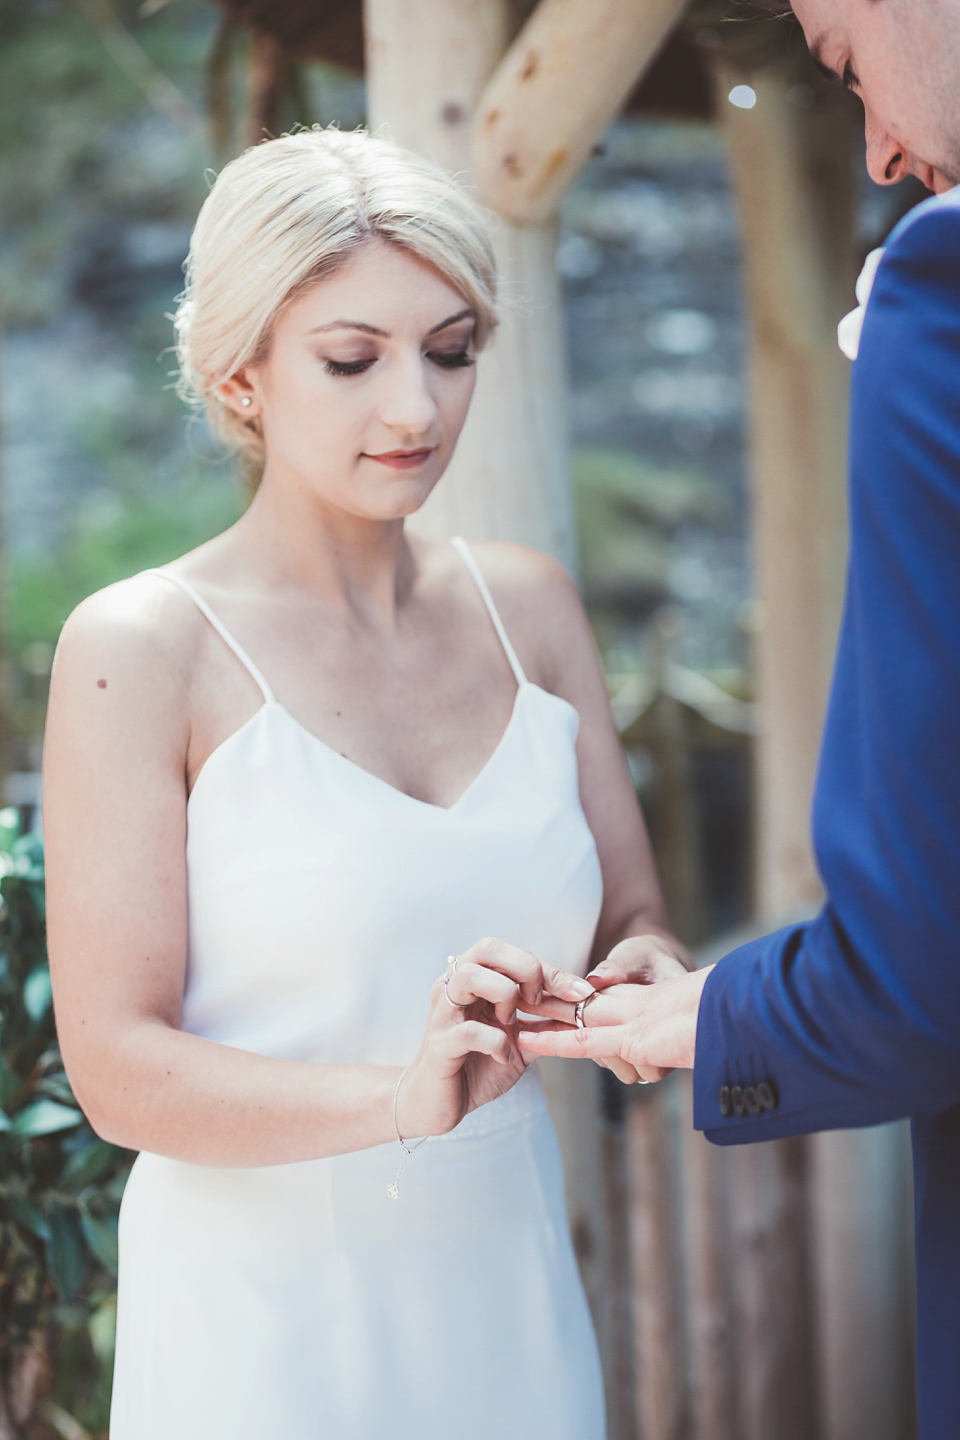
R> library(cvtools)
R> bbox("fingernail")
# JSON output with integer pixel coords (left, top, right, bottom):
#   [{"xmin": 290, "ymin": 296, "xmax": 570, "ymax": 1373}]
[{"xmin": 569, "ymin": 978, "xmax": 593, "ymax": 999}]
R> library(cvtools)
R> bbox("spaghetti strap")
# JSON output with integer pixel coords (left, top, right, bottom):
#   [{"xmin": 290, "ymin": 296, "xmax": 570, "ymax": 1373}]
[
  {"xmin": 143, "ymin": 569, "xmax": 275, "ymax": 704},
  {"xmin": 451, "ymin": 537, "xmax": 527, "ymax": 688}
]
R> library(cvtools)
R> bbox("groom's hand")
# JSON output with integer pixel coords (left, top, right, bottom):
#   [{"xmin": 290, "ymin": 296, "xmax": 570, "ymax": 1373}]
[
  {"xmin": 519, "ymin": 967, "xmax": 712, "ymax": 1082},
  {"xmin": 588, "ymin": 932, "xmax": 692, "ymax": 990}
]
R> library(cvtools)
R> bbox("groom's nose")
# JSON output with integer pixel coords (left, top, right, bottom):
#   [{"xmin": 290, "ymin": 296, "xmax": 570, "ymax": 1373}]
[{"xmin": 864, "ymin": 113, "xmax": 911, "ymax": 186}]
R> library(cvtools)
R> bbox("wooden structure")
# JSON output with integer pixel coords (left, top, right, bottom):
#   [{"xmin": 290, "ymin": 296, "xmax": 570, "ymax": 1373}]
[{"xmin": 212, "ymin": 2, "xmax": 916, "ymax": 1437}]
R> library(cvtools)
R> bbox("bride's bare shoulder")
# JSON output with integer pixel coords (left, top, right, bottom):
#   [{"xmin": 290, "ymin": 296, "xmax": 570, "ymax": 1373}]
[
  {"xmin": 454, "ymin": 541, "xmax": 592, "ymax": 689},
  {"xmin": 50, "ymin": 570, "xmax": 206, "ymax": 723}
]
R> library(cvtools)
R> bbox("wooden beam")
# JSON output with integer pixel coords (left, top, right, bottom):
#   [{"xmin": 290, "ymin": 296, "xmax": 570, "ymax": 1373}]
[{"xmin": 473, "ymin": 0, "xmax": 688, "ymax": 226}]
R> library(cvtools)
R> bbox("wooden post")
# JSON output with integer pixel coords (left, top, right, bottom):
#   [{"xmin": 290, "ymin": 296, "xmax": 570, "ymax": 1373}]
[
  {"xmin": 363, "ymin": 0, "xmax": 607, "ymax": 1354},
  {"xmin": 720, "ymin": 61, "xmax": 912, "ymax": 1440},
  {"xmin": 679, "ymin": 1076, "xmax": 738, "ymax": 1440},
  {"xmin": 364, "ymin": 0, "xmax": 575, "ymax": 564},
  {"xmin": 807, "ymin": 1123, "xmax": 916, "ymax": 1440},
  {"xmin": 626, "ymin": 1085, "xmax": 686, "ymax": 1440},
  {"xmin": 718, "ymin": 64, "xmax": 853, "ymax": 918}
]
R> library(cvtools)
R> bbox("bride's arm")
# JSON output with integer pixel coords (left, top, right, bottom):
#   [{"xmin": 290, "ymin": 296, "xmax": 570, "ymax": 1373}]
[{"xmin": 44, "ymin": 581, "xmax": 583, "ymax": 1167}]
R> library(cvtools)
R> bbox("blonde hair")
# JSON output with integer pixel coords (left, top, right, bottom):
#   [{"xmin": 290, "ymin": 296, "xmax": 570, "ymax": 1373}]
[{"xmin": 174, "ymin": 127, "xmax": 498, "ymax": 466}]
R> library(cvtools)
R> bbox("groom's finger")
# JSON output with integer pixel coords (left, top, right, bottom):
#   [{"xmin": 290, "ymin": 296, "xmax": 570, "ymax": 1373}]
[
  {"xmin": 518, "ymin": 1023, "xmax": 632, "ymax": 1061},
  {"xmin": 519, "ymin": 995, "xmax": 578, "ymax": 1024}
]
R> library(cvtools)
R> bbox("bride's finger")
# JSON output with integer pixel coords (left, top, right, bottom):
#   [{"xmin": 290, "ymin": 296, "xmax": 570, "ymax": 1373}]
[
  {"xmin": 459, "ymin": 938, "xmax": 592, "ymax": 1007},
  {"xmin": 443, "ymin": 963, "xmax": 520, "ymax": 1026},
  {"xmin": 441, "ymin": 1018, "xmax": 516, "ymax": 1067}
]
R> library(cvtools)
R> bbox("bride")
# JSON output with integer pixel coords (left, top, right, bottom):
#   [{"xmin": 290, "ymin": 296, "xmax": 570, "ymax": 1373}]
[{"xmin": 44, "ymin": 127, "xmax": 687, "ymax": 1439}]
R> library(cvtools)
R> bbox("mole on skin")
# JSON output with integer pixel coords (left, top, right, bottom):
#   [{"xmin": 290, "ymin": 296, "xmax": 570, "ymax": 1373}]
[{"xmin": 97, "ymin": 679, "xmax": 107, "ymax": 689}]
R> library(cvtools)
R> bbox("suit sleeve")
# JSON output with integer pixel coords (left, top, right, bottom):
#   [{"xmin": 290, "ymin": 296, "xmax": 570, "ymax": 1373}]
[{"xmin": 693, "ymin": 195, "xmax": 960, "ymax": 1144}]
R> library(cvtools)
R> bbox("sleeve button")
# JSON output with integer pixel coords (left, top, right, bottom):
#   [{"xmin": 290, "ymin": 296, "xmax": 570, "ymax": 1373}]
[
  {"xmin": 718, "ymin": 1085, "xmax": 731, "ymax": 1117},
  {"xmin": 757, "ymin": 1080, "xmax": 778, "ymax": 1112},
  {"xmin": 744, "ymin": 1085, "xmax": 761, "ymax": 1116},
  {"xmin": 731, "ymin": 1085, "xmax": 745, "ymax": 1116}
]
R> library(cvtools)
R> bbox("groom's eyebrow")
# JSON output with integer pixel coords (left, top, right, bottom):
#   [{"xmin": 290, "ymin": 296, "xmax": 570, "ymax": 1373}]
[{"xmin": 809, "ymin": 34, "xmax": 839, "ymax": 82}]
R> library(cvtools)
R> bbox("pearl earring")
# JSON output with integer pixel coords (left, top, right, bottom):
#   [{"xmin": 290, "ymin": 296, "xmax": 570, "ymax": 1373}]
[{"xmin": 240, "ymin": 396, "xmax": 252, "ymax": 408}]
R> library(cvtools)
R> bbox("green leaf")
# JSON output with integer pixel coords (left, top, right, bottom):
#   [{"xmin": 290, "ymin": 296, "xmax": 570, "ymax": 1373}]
[
  {"xmin": 4, "ymin": 1192, "xmax": 51, "ymax": 1241},
  {"xmin": 45, "ymin": 1204, "xmax": 89, "ymax": 1302},
  {"xmin": 24, "ymin": 965, "xmax": 53, "ymax": 1022},
  {"xmin": 0, "ymin": 1057, "xmax": 20, "ymax": 1112},
  {"xmin": 78, "ymin": 1207, "xmax": 119, "ymax": 1275},
  {"xmin": 60, "ymin": 1139, "xmax": 121, "ymax": 1194},
  {"xmin": 11, "ymin": 1099, "xmax": 84, "ymax": 1138}
]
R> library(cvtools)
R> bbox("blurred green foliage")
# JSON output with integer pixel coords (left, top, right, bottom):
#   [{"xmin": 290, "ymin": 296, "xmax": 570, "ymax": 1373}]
[
  {"xmin": 574, "ymin": 444, "xmax": 725, "ymax": 613},
  {"xmin": 0, "ymin": 814, "xmax": 129, "ymax": 1437},
  {"xmin": 0, "ymin": 0, "xmax": 214, "ymax": 327}
]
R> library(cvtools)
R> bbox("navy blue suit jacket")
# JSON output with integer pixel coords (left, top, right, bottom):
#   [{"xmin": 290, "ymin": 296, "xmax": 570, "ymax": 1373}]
[{"xmin": 693, "ymin": 187, "xmax": 960, "ymax": 1440}]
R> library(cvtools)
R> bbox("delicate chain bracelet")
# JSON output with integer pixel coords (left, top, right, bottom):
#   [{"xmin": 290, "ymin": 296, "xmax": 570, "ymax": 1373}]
[{"xmin": 386, "ymin": 1067, "xmax": 427, "ymax": 1199}]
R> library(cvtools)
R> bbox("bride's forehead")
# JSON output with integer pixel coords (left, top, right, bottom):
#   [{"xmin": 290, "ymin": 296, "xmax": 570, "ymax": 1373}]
[{"xmin": 283, "ymin": 245, "xmax": 469, "ymax": 336}]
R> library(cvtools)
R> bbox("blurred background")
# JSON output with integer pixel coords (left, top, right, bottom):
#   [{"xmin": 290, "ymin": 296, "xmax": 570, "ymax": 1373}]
[{"xmin": 0, "ymin": 2, "xmax": 929, "ymax": 1437}]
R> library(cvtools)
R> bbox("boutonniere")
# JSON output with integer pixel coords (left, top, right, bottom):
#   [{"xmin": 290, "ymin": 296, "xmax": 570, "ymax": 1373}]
[{"xmin": 837, "ymin": 247, "xmax": 886, "ymax": 361}]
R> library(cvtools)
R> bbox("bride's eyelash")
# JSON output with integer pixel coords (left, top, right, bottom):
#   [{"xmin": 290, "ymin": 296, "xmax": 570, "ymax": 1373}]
[
  {"xmin": 429, "ymin": 350, "xmax": 474, "ymax": 369},
  {"xmin": 324, "ymin": 349, "xmax": 475, "ymax": 378},
  {"xmin": 842, "ymin": 60, "xmax": 859, "ymax": 90},
  {"xmin": 325, "ymin": 358, "xmax": 376, "ymax": 377}
]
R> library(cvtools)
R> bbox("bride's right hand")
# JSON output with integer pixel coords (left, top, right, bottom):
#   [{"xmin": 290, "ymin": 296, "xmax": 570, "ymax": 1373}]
[{"xmin": 396, "ymin": 938, "xmax": 594, "ymax": 1139}]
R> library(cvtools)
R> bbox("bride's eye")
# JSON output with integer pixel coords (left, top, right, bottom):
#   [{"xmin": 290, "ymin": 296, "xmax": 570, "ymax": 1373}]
[
  {"xmin": 427, "ymin": 349, "xmax": 475, "ymax": 370},
  {"xmin": 325, "ymin": 357, "xmax": 376, "ymax": 377}
]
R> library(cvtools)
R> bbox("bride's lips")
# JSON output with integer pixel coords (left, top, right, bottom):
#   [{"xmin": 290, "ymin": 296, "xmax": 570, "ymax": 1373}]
[{"xmin": 365, "ymin": 447, "xmax": 434, "ymax": 470}]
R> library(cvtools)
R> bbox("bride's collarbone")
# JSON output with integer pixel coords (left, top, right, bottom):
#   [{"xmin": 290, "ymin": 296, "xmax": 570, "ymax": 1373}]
[{"xmin": 184, "ymin": 652, "xmax": 520, "ymax": 805}]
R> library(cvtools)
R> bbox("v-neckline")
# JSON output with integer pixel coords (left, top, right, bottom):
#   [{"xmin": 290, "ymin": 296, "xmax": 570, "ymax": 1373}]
[
  {"xmin": 271, "ymin": 683, "xmax": 531, "ymax": 814},
  {"xmin": 188, "ymin": 683, "xmax": 556, "ymax": 816}
]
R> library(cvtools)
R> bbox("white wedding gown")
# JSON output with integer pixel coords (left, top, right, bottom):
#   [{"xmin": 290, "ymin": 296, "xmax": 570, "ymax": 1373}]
[{"xmin": 110, "ymin": 538, "xmax": 606, "ymax": 1439}]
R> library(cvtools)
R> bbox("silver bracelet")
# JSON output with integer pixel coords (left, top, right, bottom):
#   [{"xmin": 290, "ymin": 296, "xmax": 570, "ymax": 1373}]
[{"xmin": 386, "ymin": 1067, "xmax": 427, "ymax": 1200}]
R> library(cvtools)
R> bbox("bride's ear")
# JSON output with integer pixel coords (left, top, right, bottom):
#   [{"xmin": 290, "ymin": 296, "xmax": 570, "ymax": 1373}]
[{"xmin": 218, "ymin": 371, "xmax": 259, "ymax": 416}]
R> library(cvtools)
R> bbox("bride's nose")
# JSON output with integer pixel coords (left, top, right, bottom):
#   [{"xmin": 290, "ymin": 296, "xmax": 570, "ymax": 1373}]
[{"xmin": 378, "ymin": 352, "xmax": 439, "ymax": 436}]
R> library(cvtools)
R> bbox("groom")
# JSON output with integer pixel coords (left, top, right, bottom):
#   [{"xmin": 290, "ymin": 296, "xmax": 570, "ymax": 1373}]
[{"xmin": 522, "ymin": 2, "xmax": 960, "ymax": 1436}]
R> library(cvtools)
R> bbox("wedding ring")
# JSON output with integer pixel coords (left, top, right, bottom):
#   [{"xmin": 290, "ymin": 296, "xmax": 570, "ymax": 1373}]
[
  {"xmin": 442, "ymin": 974, "xmax": 469, "ymax": 1011},
  {"xmin": 575, "ymin": 991, "xmax": 598, "ymax": 1028},
  {"xmin": 446, "ymin": 955, "xmax": 460, "ymax": 975}
]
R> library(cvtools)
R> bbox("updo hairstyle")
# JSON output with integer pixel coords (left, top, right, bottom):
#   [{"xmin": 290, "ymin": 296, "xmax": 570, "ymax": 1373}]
[{"xmin": 174, "ymin": 127, "xmax": 498, "ymax": 468}]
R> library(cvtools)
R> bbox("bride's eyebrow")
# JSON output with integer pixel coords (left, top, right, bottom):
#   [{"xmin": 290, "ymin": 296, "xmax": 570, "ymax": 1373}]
[
  {"xmin": 307, "ymin": 320, "xmax": 388, "ymax": 337},
  {"xmin": 427, "ymin": 308, "xmax": 475, "ymax": 335},
  {"xmin": 306, "ymin": 309, "xmax": 475, "ymax": 339}
]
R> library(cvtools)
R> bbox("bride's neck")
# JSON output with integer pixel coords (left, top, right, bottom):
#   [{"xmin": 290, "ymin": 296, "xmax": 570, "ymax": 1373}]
[{"xmin": 235, "ymin": 475, "xmax": 416, "ymax": 622}]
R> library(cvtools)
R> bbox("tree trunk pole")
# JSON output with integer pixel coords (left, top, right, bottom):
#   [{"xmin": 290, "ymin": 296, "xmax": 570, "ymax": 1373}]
[
  {"xmin": 720, "ymin": 61, "xmax": 912, "ymax": 1440},
  {"xmin": 364, "ymin": 0, "xmax": 575, "ymax": 566},
  {"xmin": 363, "ymin": 0, "xmax": 607, "ymax": 1362}
]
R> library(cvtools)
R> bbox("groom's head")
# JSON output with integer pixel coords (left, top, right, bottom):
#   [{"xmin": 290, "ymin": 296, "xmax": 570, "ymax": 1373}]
[{"xmin": 767, "ymin": 0, "xmax": 960, "ymax": 192}]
